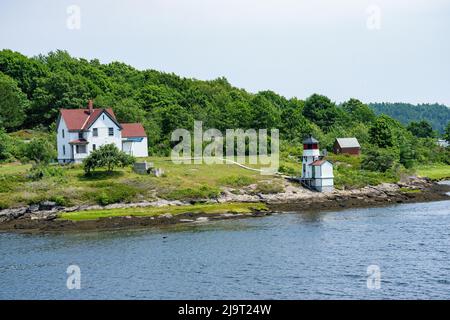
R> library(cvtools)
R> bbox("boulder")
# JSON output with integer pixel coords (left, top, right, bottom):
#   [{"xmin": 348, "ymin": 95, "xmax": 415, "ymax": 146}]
[{"xmin": 39, "ymin": 201, "xmax": 57, "ymax": 211}]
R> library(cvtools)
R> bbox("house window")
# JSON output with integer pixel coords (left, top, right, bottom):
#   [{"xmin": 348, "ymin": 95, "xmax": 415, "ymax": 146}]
[
  {"xmin": 108, "ymin": 127, "xmax": 114, "ymax": 136},
  {"xmin": 78, "ymin": 132, "xmax": 83, "ymax": 139},
  {"xmin": 63, "ymin": 145, "xmax": 66, "ymax": 155},
  {"xmin": 76, "ymin": 145, "xmax": 87, "ymax": 154},
  {"xmin": 62, "ymin": 129, "xmax": 65, "ymax": 138},
  {"xmin": 103, "ymin": 115, "xmax": 105, "ymax": 120},
  {"xmin": 93, "ymin": 128, "xmax": 98, "ymax": 137},
  {"xmin": 93, "ymin": 144, "xmax": 96, "ymax": 151}
]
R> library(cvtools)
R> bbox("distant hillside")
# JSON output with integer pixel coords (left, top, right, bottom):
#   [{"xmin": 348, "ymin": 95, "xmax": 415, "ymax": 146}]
[{"xmin": 368, "ymin": 103, "xmax": 450, "ymax": 133}]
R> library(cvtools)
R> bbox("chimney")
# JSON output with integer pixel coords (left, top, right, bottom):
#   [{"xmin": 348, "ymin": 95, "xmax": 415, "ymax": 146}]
[{"xmin": 88, "ymin": 100, "xmax": 93, "ymax": 114}]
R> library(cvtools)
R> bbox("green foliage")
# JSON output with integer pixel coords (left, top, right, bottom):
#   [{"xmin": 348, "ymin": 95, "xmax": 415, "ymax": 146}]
[
  {"xmin": 444, "ymin": 122, "xmax": 450, "ymax": 141},
  {"xmin": 399, "ymin": 143, "xmax": 416, "ymax": 169},
  {"xmin": 83, "ymin": 144, "xmax": 135, "ymax": 174},
  {"xmin": 1, "ymin": 48, "xmax": 449, "ymax": 172},
  {"xmin": 219, "ymin": 175, "xmax": 256, "ymax": 187},
  {"xmin": 0, "ymin": 130, "xmax": 13, "ymax": 161},
  {"xmin": 303, "ymin": 94, "xmax": 340, "ymax": 132},
  {"xmin": 341, "ymin": 98, "xmax": 376, "ymax": 124},
  {"xmin": 407, "ymin": 120, "xmax": 435, "ymax": 138},
  {"xmin": 0, "ymin": 72, "xmax": 29, "ymax": 131},
  {"xmin": 334, "ymin": 165, "xmax": 399, "ymax": 189},
  {"xmin": 253, "ymin": 181, "xmax": 285, "ymax": 194},
  {"xmin": 162, "ymin": 185, "xmax": 221, "ymax": 201},
  {"xmin": 369, "ymin": 102, "xmax": 450, "ymax": 133},
  {"xmin": 369, "ymin": 115, "xmax": 394, "ymax": 148},
  {"xmin": 361, "ymin": 147, "xmax": 398, "ymax": 172},
  {"xmin": 92, "ymin": 183, "xmax": 139, "ymax": 205},
  {"xmin": 23, "ymin": 137, "xmax": 57, "ymax": 164},
  {"xmin": 27, "ymin": 164, "xmax": 65, "ymax": 181}
]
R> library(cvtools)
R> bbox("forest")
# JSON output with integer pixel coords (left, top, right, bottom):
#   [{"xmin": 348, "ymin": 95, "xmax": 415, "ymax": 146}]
[
  {"xmin": 369, "ymin": 102, "xmax": 450, "ymax": 133},
  {"xmin": 1, "ymin": 49, "xmax": 450, "ymax": 171}
]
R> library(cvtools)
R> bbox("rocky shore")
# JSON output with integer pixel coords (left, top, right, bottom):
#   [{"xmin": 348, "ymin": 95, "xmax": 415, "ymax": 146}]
[{"xmin": 0, "ymin": 177, "xmax": 449, "ymax": 233}]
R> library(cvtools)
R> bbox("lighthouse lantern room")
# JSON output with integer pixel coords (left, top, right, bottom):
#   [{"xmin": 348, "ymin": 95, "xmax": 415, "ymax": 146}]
[{"xmin": 301, "ymin": 135, "xmax": 334, "ymax": 192}]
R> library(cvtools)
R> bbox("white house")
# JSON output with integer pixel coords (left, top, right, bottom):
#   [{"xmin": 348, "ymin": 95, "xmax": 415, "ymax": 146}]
[
  {"xmin": 56, "ymin": 100, "xmax": 148, "ymax": 164},
  {"xmin": 300, "ymin": 136, "xmax": 334, "ymax": 192}
]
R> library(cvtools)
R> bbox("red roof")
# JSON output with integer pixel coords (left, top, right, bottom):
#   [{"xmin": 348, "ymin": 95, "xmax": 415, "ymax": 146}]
[
  {"xmin": 59, "ymin": 108, "xmax": 118, "ymax": 131},
  {"xmin": 310, "ymin": 160, "xmax": 327, "ymax": 166},
  {"xmin": 121, "ymin": 123, "xmax": 147, "ymax": 138}
]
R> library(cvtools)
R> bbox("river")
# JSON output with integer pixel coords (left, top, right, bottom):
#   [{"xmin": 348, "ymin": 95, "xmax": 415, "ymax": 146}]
[{"xmin": 1, "ymin": 199, "xmax": 449, "ymax": 299}]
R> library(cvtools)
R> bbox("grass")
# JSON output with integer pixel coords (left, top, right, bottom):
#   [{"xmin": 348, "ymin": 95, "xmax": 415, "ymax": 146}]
[
  {"xmin": 1, "ymin": 152, "xmax": 447, "ymax": 209},
  {"xmin": 399, "ymin": 188, "xmax": 422, "ymax": 193},
  {"xmin": 415, "ymin": 164, "xmax": 450, "ymax": 180},
  {"xmin": 0, "ymin": 157, "xmax": 277, "ymax": 209},
  {"xmin": 0, "ymin": 162, "xmax": 31, "ymax": 175},
  {"xmin": 60, "ymin": 202, "xmax": 268, "ymax": 221}
]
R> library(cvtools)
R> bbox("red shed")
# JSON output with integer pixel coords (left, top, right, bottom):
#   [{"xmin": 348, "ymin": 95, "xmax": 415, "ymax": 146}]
[{"xmin": 333, "ymin": 138, "xmax": 361, "ymax": 156}]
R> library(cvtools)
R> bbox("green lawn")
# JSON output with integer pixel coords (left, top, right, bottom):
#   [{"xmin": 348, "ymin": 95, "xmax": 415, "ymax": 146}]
[
  {"xmin": 416, "ymin": 164, "xmax": 450, "ymax": 180},
  {"xmin": 60, "ymin": 202, "xmax": 268, "ymax": 221},
  {"xmin": 0, "ymin": 162, "xmax": 31, "ymax": 175},
  {"xmin": 0, "ymin": 157, "xmax": 281, "ymax": 209}
]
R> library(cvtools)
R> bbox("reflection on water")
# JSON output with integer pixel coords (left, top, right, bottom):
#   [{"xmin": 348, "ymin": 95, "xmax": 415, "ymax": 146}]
[{"xmin": 1, "ymin": 200, "xmax": 450, "ymax": 299}]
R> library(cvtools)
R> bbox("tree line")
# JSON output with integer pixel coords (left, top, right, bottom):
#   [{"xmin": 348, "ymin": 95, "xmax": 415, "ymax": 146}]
[{"xmin": 1, "ymin": 49, "xmax": 449, "ymax": 172}]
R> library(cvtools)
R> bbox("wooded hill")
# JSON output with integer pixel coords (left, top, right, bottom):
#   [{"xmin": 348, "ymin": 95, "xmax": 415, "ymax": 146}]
[{"xmin": 1, "ymin": 49, "xmax": 449, "ymax": 165}]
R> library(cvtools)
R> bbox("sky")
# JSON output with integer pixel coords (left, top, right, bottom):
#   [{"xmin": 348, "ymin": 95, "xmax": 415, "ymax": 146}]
[{"xmin": 1, "ymin": 0, "xmax": 449, "ymax": 105}]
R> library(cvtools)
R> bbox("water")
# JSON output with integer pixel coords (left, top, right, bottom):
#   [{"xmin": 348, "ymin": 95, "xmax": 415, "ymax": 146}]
[{"xmin": 1, "ymin": 200, "xmax": 450, "ymax": 300}]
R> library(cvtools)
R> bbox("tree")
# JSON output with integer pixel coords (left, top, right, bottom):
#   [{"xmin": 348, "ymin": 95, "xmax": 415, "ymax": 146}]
[
  {"xmin": 407, "ymin": 120, "xmax": 435, "ymax": 138},
  {"xmin": 0, "ymin": 72, "xmax": 29, "ymax": 131},
  {"xmin": 369, "ymin": 115, "xmax": 394, "ymax": 148},
  {"xmin": 83, "ymin": 144, "xmax": 135, "ymax": 175},
  {"xmin": 250, "ymin": 94, "xmax": 281, "ymax": 129},
  {"xmin": 341, "ymin": 98, "xmax": 376, "ymax": 124},
  {"xmin": 23, "ymin": 137, "xmax": 57, "ymax": 164},
  {"xmin": 444, "ymin": 122, "xmax": 450, "ymax": 142},
  {"xmin": 303, "ymin": 94, "xmax": 339, "ymax": 132}
]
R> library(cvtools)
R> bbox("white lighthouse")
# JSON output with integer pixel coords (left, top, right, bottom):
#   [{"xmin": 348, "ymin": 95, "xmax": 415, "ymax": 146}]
[{"xmin": 301, "ymin": 136, "xmax": 334, "ymax": 192}]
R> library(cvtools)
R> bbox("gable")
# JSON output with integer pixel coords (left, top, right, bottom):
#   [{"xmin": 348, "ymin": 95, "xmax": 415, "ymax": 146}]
[
  {"xmin": 85, "ymin": 109, "xmax": 122, "ymax": 130},
  {"xmin": 59, "ymin": 108, "xmax": 120, "ymax": 131}
]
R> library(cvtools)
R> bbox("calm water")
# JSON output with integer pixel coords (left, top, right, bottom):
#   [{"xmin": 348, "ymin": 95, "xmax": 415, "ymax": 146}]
[{"xmin": 1, "ymin": 200, "xmax": 450, "ymax": 300}]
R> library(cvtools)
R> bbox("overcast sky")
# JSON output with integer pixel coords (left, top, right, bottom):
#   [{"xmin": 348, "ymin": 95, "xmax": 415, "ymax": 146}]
[{"xmin": 1, "ymin": 0, "xmax": 449, "ymax": 105}]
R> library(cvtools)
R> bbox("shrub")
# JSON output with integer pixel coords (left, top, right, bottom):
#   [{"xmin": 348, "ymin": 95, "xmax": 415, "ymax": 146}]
[
  {"xmin": 91, "ymin": 183, "xmax": 139, "ymax": 205},
  {"xmin": 27, "ymin": 164, "xmax": 65, "ymax": 181},
  {"xmin": 23, "ymin": 137, "xmax": 57, "ymax": 164},
  {"xmin": 49, "ymin": 195, "xmax": 71, "ymax": 206},
  {"xmin": 361, "ymin": 148, "xmax": 398, "ymax": 172}
]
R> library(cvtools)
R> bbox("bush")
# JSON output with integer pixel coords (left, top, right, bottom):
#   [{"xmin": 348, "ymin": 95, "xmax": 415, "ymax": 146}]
[
  {"xmin": 27, "ymin": 164, "xmax": 65, "ymax": 181},
  {"xmin": 23, "ymin": 138, "xmax": 57, "ymax": 164},
  {"xmin": 90, "ymin": 183, "xmax": 139, "ymax": 205},
  {"xmin": 361, "ymin": 148, "xmax": 398, "ymax": 172}
]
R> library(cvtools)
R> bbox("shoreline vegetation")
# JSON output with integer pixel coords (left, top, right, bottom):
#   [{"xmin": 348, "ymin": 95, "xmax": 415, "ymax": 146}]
[
  {"xmin": 1, "ymin": 49, "xmax": 450, "ymax": 232},
  {"xmin": 0, "ymin": 163, "xmax": 449, "ymax": 232}
]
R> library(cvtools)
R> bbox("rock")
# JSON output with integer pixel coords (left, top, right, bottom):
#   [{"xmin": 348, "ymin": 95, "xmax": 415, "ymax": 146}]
[
  {"xmin": 179, "ymin": 219, "xmax": 194, "ymax": 222},
  {"xmin": 160, "ymin": 213, "xmax": 173, "ymax": 219},
  {"xmin": 196, "ymin": 217, "xmax": 209, "ymax": 222},
  {"xmin": 26, "ymin": 204, "xmax": 40, "ymax": 213},
  {"xmin": 39, "ymin": 201, "xmax": 57, "ymax": 211},
  {"xmin": 45, "ymin": 213, "xmax": 58, "ymax": 221},
  {"xmin": 0, "ymin": 207, "xmax": 27, "ymax": 223}
]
